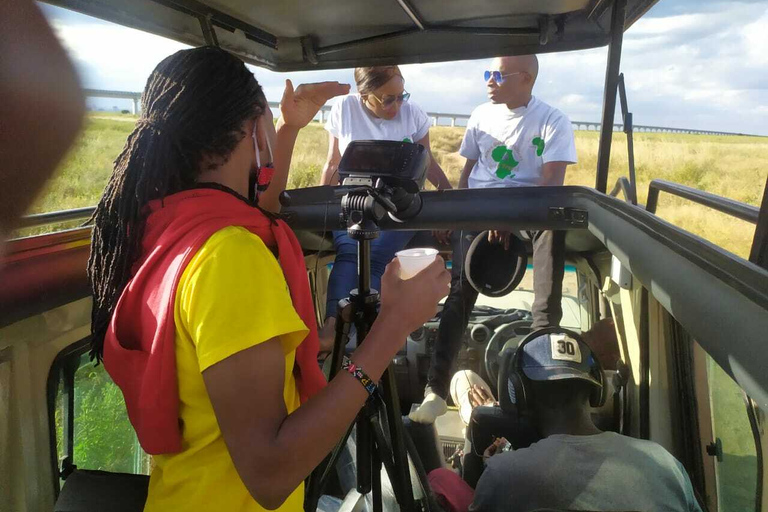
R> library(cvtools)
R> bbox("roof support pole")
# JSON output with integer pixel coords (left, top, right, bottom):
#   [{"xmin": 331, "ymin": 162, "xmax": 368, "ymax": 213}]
[
  {"xmin": 595, "ymin": 0, "xmax": 626, "ymax": 192},
  {"xmin": 750, "ymin": 176, "xmax": 768, "ymax": 271},
  {"xmin": 198, "ymin": 13, "xmax": 219, "ymax": 47},
  {"xmin": 394, "ymin": 0, "xmax": 425, "ymax": 30},
  {"xmin": 747, "ymin": 177, "xmax": 767, "ymax": 512}
]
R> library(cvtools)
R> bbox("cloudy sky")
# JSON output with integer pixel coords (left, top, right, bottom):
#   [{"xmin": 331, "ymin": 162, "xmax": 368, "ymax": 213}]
[{"xmin": 41, "ymin": 1, "xmax": 768, "ymax": 135}]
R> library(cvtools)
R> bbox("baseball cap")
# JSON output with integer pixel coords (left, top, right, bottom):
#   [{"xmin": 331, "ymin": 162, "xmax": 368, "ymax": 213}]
[{"xmin": 520, "ymin": 331, "xmax": 602, "ymax": 388}]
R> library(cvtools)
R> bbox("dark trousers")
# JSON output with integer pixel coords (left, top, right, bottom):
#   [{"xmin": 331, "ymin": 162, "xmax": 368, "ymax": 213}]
[{"xmin": 425, "ymin": 230, "xmax": 566, "ymax": 399}]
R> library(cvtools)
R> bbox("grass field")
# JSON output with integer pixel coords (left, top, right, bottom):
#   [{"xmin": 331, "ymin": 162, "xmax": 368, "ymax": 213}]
[{"xmin": 29, "ymin": 112, "xmax": 767, "ymax": 259}]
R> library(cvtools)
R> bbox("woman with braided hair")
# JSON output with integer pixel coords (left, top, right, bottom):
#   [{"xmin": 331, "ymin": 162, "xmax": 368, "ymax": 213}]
[{"xmin": 88, "ymin": 46, "xmax": 450, "ymax": 511}]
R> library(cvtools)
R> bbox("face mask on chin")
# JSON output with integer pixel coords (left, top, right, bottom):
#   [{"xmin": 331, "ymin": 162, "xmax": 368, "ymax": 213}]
[{"xmin": 249, "ymin": 124, "xmax": 274, "ymax": 203}]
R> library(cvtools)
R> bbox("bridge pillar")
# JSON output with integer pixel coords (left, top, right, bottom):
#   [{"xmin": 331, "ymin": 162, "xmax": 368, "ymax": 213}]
[
  {"xmin": 432, "ymin": 116, "xmax": 437, "ymax": 127},
  {"xmin": 451, "ymin": 117, "xmax": 456, "ymax": 127},
  {"xmin": 132, "ymin": 98, "xmax": 139, "ymax": 115},
  {"xmin": 320, "ymin": 109, "xmax": 326, "ymax": 124}
]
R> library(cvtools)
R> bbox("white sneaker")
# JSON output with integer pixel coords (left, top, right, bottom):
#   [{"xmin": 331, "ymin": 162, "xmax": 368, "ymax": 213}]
[
  {"xmin": 408, "ymin": 393, "xmax": 448, "ymax": 424},
  {"xmin": 450, "ymin": 370, "xmax": 493, "ymax": 426}
]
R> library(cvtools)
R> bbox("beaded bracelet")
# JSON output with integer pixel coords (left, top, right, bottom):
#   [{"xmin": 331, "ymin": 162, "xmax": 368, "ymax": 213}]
[{"xmin": 341, "ymin": 356, "xmax": 377, "ymax": 396}]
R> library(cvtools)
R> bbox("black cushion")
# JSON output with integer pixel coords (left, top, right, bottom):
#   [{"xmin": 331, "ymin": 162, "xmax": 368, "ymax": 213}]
[
  {"xmin": 55, "ymin": 469, "xmax": 149, "ymax": 512},
  {"xmin": 463, "ymin": 405, "xmax": 540, "ymax": 488}
]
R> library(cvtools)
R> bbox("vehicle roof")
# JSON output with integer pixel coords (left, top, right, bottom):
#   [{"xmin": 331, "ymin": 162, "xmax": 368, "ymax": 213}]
[{"xmin": 44, "ymin": 0, "xmax": 659, "ymax": 71}]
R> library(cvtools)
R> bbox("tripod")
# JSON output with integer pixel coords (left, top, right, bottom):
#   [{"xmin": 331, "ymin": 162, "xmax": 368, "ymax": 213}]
[{"xmin": 304, "ymin": 187, "xmax": 429, "ymax": 512}]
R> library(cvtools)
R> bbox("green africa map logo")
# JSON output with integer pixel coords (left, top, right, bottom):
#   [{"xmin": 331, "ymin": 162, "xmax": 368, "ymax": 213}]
[
  {"xmin": 491, "ymin": 145, "xmax": 518, "ymax": 179},
  {"xmin": 491, "ymin": 137, "xmax": 546, "ymax": 180}
]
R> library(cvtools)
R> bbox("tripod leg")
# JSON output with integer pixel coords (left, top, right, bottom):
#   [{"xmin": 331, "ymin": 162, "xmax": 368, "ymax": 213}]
[
  {"xmin": 370, "ymin": 416, "xmax": 439, "ymax": 512},
  {"xmin": 381, "ymin": 366, "xmax": 416, "ymax": 511},
  {"xmin": 305, "ymin": 301, "xmax": 354, "ymax": 511},
  {"xmin": 353, "ymin": 292, "xmax": 379, "ymax": 497},
  {"xmin": 369, "ymin": 411, "xmax": 401, "ymax": 492},
  {"xmin": 328, "ymin": 298, "xmax": 353, "ymax": 380},
  {"xmin": 356, "ymin": 407, "xmax": 373, "ymax": 494},
  {"xmin": 304, "ymin": 424, "xmax": 354, "ymax": 512},
  {"xmin": 371, "ymin": 443, "xmax": 383, "ymax": 512}
]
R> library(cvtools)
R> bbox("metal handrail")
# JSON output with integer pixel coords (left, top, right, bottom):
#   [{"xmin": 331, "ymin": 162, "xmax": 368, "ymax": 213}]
[
  {"xmin": 17, "ymin": 207, "xmax": 95, "ymax": 229},
  {"xmin": 18, "ymin": 180, "xmax": 759, "ymax": 232},
  {"xmin": 646, "ymin": 179, "xmax": 759, "ymax": 224},
  {"xmin": 609, "ymin": 177, "xmax": 637, "ymax": 204}
]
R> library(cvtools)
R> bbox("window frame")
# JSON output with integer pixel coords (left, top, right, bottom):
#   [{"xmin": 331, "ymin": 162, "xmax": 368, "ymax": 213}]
[{"xmin": 46, "ymin": 338, "xmax": 90, "ymax": 497}]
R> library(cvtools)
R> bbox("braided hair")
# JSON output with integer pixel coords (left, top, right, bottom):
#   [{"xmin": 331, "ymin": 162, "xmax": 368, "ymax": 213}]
[{"xmin": 87, "ymin": 46, "xmax": 266, "ymax": 361}]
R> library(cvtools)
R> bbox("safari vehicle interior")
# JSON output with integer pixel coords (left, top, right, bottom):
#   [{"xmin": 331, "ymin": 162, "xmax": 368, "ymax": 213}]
[{"xmin": 2, "ymin": 0, "xmax": 768, "ymax": 511}]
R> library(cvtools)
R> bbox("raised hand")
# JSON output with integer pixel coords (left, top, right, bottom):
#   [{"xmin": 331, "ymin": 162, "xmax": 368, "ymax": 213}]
[
  {"xmin": 279, "ymin": 79, "xmax": 350, "ymax": 129},
  {"xmin": 469, "ymin": 384, "xmax": 496, "ymax": 408}
]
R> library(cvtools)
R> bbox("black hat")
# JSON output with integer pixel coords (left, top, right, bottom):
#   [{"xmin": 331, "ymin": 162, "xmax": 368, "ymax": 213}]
[{"xmin": 465, "ymin": 231, "xmax": 527, "ymax": 297}]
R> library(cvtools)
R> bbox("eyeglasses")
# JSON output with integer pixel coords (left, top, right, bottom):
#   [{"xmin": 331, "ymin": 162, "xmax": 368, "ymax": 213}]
[
  {"xmin": 484, "ymin": 71, "xmax": 523, "ymax": 84},
  {"xmin": 368, "ymin": 91, "xmax": 411, "ymax": 108}
]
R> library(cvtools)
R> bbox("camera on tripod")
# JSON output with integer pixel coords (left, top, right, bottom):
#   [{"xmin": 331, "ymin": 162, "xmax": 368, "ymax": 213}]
[{"xmin": 338, "ymin": 140, "xmax": 430, "ymax": 226}]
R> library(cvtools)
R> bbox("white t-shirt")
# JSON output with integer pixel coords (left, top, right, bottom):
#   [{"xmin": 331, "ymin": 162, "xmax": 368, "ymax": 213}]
[
  {"xmin": 325, "ymin": 93, "xmax": 432, "ymax": 156},
  {"xmin": 471, "ymin": 432, "xmax": 703, "ymax": 512},
  {"xmin": 460, "ymin": 96, "xmax": 577, "ymax": 189}
]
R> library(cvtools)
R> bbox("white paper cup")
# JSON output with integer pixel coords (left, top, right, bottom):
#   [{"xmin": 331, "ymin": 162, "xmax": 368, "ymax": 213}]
[{"xmin": 396, "ymin": 248, "xmax": 438, "ymax": 279}]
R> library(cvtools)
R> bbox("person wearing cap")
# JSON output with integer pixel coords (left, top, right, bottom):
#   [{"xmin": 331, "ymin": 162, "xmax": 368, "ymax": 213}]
[
  {"xmin": 411, "ymin": 54, "xmax": 577, "ymax": 423},
  {"xmin": 447, "ymin": 318, "xmax": 622, "ymax": 432},
  {"xmin": 467, "ymin": 329, "xmax": 703, "ymax": 512}
]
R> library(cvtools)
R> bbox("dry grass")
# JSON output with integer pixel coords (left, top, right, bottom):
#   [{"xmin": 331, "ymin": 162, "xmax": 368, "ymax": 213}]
[
  {"xmin": 28, "ymin": 114, "xmax": 768, "ymax": 259},
  {"xmin": 566, "ymin": 131, "xmax": 766, "ymax": 260}
]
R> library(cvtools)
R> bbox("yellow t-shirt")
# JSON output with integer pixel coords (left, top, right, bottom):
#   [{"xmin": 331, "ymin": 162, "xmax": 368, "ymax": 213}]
[{"xmin": 144, "ymin": 226, "xmax": 309, "ymax": 512}]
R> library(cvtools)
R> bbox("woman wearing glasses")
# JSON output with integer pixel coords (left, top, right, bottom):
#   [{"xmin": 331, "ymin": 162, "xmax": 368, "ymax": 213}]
[{"xmin": 319, "ymin": 66, "xmax": 451, "ymax": 349}]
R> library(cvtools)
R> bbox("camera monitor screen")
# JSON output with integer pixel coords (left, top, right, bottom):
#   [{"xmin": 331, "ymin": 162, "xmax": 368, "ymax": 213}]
[{"xmin": 338, "ymin": 140, "xmax": 429, "ymax": 191}]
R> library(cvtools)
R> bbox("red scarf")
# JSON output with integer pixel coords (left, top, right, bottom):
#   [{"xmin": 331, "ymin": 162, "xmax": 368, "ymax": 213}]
[{"xmin": 103, "ymin": 188, "xmax": 327, "ymax": 454}]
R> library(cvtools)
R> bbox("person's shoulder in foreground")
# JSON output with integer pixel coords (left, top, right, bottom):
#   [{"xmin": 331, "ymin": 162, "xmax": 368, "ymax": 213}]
[{"xmin": 471, "ymin": 432, "xmax": 703, "ymax": 512}]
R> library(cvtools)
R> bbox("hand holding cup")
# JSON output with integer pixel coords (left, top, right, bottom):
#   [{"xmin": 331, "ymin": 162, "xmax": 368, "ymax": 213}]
[{"xmin": 379, "ymin": 252, "xmax": 450, "ymax": 335}]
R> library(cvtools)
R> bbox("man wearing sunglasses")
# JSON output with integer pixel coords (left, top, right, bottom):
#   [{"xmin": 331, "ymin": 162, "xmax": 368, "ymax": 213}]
[{"xmin": 411, "ymin": 55, "xmax": 578, "ymax": 424}]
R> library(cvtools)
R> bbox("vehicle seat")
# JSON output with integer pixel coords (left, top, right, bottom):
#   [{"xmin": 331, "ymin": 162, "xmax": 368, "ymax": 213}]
[
  {"xmin": 54, "ymin": 469, "xmax": 148, "ymax": 512},
  {"xmin": 591, "ymin": 369, "xmax": 626, "ymax": 433}
]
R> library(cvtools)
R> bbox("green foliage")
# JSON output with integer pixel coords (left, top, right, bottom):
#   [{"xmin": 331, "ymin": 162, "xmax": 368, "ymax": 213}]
[
  {"xmin": 55, "ymin": 356, "xmax": 149, "ymax": 474},
  {"xmin": 31, "ymin": 116, "xmax": 135, "ymax": 215},
  {"xmin": 708, "ymin": 358, "xmax": 758, "ymax": 512},
  {"xmin": 73, "ymin": 362, "xmax": 138, "ymax": 471}
]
